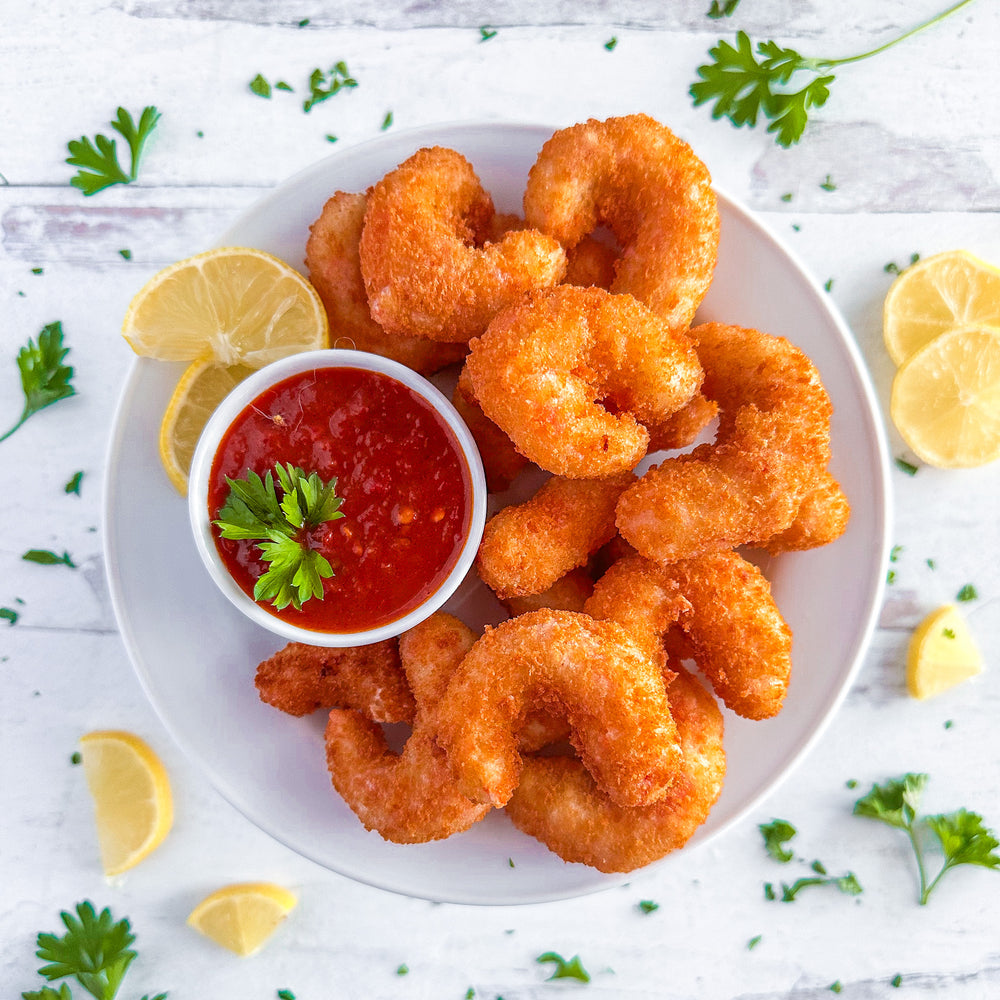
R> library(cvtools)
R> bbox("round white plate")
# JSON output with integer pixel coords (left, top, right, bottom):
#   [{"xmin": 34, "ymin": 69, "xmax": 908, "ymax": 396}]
[{"xmin": 104, "ymin": 121, "xmax": 892, "ymax": 905}]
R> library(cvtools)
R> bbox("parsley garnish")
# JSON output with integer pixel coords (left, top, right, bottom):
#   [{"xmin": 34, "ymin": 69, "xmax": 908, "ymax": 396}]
[
  {"xmin": 777, "ymin": 871, "xmax": 863, "ymax": 902},
  {"xmin": 214, "ymin": 462, "xmax": 345, "ymax": 611},
  {"xmin": 747, "ymin": 934, "xmax": 762, "ymax": 950},
  {"xmin": 303, "ymin": 62, "xmax": 357, "ymax": 112},
  {"xmin": 708, "ymin": 0, "xmax": 741, "ymax": 16},
  {"xmin": 479, "ymin": 26, "xmax": 498, "ymax": 41},
  {"xmin": 1, "ymin": 607, "xmax": 19, "ymax": 625},
  {"xmin": 854, "ymin": 773, "xmax": 1000, "ymax": 904},
  {"xmin": 637, "ymin": 900, "xmax": 659, "ymax": 914},
  {"xmin": 381, "ymin": 111, "xmax": 394, "ymax": 131},
  {"xmin": 71, "ymin": 751, "xmax": 82, "ymax": 765},
  {"xmin": 820, "ymin": 174, "xmax": 837, "ymax": 191},
  {"xmin": 824, "ymin": 278, "xmax": 834, "ymax": 292},
  {"xmin": 23, "ymin": 550, "xmax": 76, "ymax": 568},
  {"xmin": 956, "ymin": 583, "xmax": 978, "ymax": 602},
  {"xmin": 885, "ymin": 253, "xmax": 921, "ymax": 275},
  {"xmin": 894, "ymin": 456, "xmax": 919, "ymax": 476},
  {"xmin": 22, "ymin": 901, "xmax": 165, "ymax": 1000},
  {"xmin": 891, "ymin": 974, "xmax": 903, "ymax": 987},
  {"xmin": 691, "ymin": 2, "xmax": 976, "ymax": 146},
  {"xmin": 396, "ymin": 964, "xmax": 409, "ymax": 976},
  {"xmin": 276, "ymin": 992, "xmax": 295, "ymax": 1000},
  {"xmin": 830, "ymin": 982, "xmax": 843, "ymax": 994},
  {"xmin": 65, "ymin": 471, "xmax": 84, "ymax": 496},
  {"xmin": 890, "ymin": 545, "xmax": 903, "ymax": 562},
  {"xmin": 759, "ymin": 818, "xmax": 797, "ymax": 862},
  {"xmin": 66, "ymin": 106, "xmax": 160, "ymax": 195},
  {"xmin": 604, "ymin": 37, "xmax": 618, "ymax": 51},
  {"xmin": 249, "ymin": 74, "xmax": 272, "ymax": 98},
  {"xmin": 2, "ymin": 323, "xmax": 75, "ymax": 442},
  {"xmin": 536, "ymin": 952, "xmax": 590, "ymax": 983}
]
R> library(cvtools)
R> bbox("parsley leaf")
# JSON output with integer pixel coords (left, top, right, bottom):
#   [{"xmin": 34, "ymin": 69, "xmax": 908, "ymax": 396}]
[
  {"xmin": 536, "ymin": 952, "xmax": 591, "ymax": 983},
  {"xmin": 303, "ymin": 62, "xmax": 357, "ymax": 112},
  {"xmin": 778, "ymin": 871, "xmax": 863, "ymax": 901},
  {"xmin": 708, "ymin": 0, "xmax": 741, "ymax": 17},
  {"xmin": 692, "ymin": 1, "xmax": 976, "ymax": 146},
  {"xmin": 33, "ymin": 901, "xmax": 136, "ymax": 1000},
  {"xmin": 760, "ymin": 818, "xmax": 797, "ymax": 862},
  {"xmin": 23, "ymin": 550, "xmax": 76, "ymax": 568},
  {"xmin": 854, "ymin": 774, "xmax": 1000, "ymax": 903},
  {"xmin": 214, "ymin": 463, "xmax": 345, "ymax": 611},
  {"xmin": 250, "ymin": 73, "xmax": 272, "ymax": 98},
  {"xmin": 956, "ymin": 583, "xmax": 978, "ymax": 602},
  {"xmin": 65, "ymin": 471, "xmax": 84, "ymax": 496},
  {"xmin": 2, "ymin": 322, "xmax": 75, "ymax": 442},
  {"xmin": 66, "ymin": 106, "xmax": 160, "ymax": 195},
  {"xmin": 637, "ymin": 899, "xmax": 659, "ymax": 914}
]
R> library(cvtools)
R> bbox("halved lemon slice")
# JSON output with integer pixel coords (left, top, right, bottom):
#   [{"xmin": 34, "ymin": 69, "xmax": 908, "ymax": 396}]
[
  {"xmin": 159, "ymin": 358, "xmax": 256, "ymax": 495},
  {"xmin": 906, "ymin": 604, "xmax": 983, "ymax": 700},
  {"xmin": 79, "ymin": 730, "xmax": 173, "ymax": 876},
  {"xmin": 122, "ymin": 247, "xmax": 329, "ymax": 366},
  {"xmin": 889, "ymin": 324, "xmax": 1000, "ymax": 468},
  {"xmin": 883, "ymin": 249, "xmax": 1000, "ymax": 365},
  {"xmin": 187, "ymin": 882, "xmax": 298, "ymax": 956}
]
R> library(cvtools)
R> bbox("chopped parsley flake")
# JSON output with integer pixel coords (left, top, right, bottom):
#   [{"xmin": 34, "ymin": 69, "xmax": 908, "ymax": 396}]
[
  {"xmin": 396, "ymin": 963, "xmax": 409, "ymax": 976},
  {"xmin": 118, "ymin": 248, "xmax": 132, "ymax": 260},
  {"xmin": 605, "ymin": 36, "xmax": 618, "ymax": 50},
  {"xmin": 956, "ymin": 584, "xmax": 978, "ymax": 602},
  {"xmin": 781, "ymin": 192, "xmax": 793, "ymax": 202},
  {"xmin": 846, "ymin": 779, "xmax": 858, "ymax": 789},
  {"xmin": 824, "ymin": 278, "xmax": 834, "ymax": 292},
  {"xmin": 760, "ymin": 818, "xmax": 797, "ymax": 862},
  {"xmin": 830, "ymin": 982, "xmax": 843, "ymax": 994},
  {"xmin": 536, "ymin": 952, "xmax": 590, "ymax": 983},
  {"xmin": 943, "ymin": 627, "xmax": 956, "ymax": 639},
  {"xmin": 637, "ymin": 900, "xmax": 659, "ymax": 914},
  {"xmin": 23, "ymin": 549, "xmax": 76, "ymax": 568},
  {"xmin": 890, "ymin": 545, "xmax": 903, "ymax": 562},
  {"xmin": 820, "ymin": 174, "xmax": 837, "ymax": 191},
  {"xmin": 747, "ymin": 934, "xmax": 762, "ymax": 950},
  {"xmin": 65, "ymin": 470, "xmax": 84, "ymax": 495},
  {"xmin": 249, "ymin": 74, "xmax": 272, "ymax": 98},
  {"xmin": 886, "ymin": 569, "xmax": 897, "ymax": 584},
  {"xmin": 71, "ymin": 751, "xmax": 82, "ymax": 765},
  {"xmin": 707, "ymin": 0, "xmax": 741, "ymax": 16},
  {"xmin": 891, "ymin": 974, "xmax": 903, "ymax": 987},
  {"xmin": 479, "ymin": 26, "xmax": 498, "ymax": 41},
  {"xmin": 895, "ymin": 456, "xmax": 919, "ymax": 476},
  {"xmin": 381, "ymin": 111, "xmax": 394, "ymax": 130}
]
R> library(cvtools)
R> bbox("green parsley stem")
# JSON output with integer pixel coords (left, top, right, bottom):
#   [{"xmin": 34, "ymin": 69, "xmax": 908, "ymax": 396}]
[
  {"xmin": 907, "ymin": 824, "xmax": 932, "ymax": 904},
  {"xmin": 815, "ymin": 0, "xmax": 977, "ymax": 69}
]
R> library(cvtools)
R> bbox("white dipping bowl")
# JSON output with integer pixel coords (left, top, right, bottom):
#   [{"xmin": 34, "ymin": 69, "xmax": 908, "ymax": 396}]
[{"xmin": 187, "ymin": 348, "xmax": 487, "ymax": 647}]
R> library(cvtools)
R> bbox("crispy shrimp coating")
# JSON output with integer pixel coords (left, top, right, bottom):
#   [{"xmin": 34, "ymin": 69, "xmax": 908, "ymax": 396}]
[
  {"xmin": 563, "ymin": 234, "xmax": 617, "ymax": 289},
  {"xmin": 617, "ymin": 322, "xmax": 841, "ymax": 562},
  {"xmin": 524, "ymin": 113, "xmax": 719, "ymax": 329},
  {"xmin": 359, "ymin": 146, "xmax": 566, "ymax": 343},
  {"xmin": 477, "ymin": 471, "xmax": 634, "ymax": 599},
  {"xmin": 255, "ymin": 640, "xmax": 415, "ymax": 722},
  {"xmin": 505, "ymin": 666, "xmax": 725, "ymax": 872},
  {"xmin": 434, "ymin": 609, "xmax": 681, "ymax": 809},
  {"xmin": 305, "ymin": 190, "xmax": 467, "ymax": 375},
  {"xmin": 452, "ymin": 364, "xmax": 529, "ymax": 493},
  {"xmin": 761, "ymin": 469, "xmax": 851, "ymax": 554},
  {"xmin": 587, "ymin": 552, "xmax": 792, "ymax": 720},
  {"xmin": 324, "ymin": 613, "xmax": 490, "ymax": 843},
  {"xmin": 466, "ymin": 285, "xmax": 703, "ymax": 478}
]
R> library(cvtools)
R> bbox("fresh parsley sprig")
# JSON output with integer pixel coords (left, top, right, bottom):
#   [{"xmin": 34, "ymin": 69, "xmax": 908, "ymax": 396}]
[
  {"xmin": 302, "ymin": 62, "xmax": 357, "ymax": 113},
  {"xmin": 691, "ymin": 0, "xmax": 977, "ymax": 146},
  {"xmin": 2, "ymin": 322, "xmax": 75, "ymax": 442},
  {"xmin": 66, "ymin": 106, "xmax": 160, "ymax": 195},
  {"xmin": 22, "ymin": 901, "xmax": 166, "ymax": 1000},
  {"xmin": 854, "ymin": 773, "xmax": 1000, "ymax": 904},
  {"xmin": 214, "ymin": 462, "xmax": 345, "ymax": 611}
]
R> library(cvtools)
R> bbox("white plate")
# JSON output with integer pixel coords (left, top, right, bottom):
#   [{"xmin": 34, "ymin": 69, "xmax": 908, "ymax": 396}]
[{"xmin": 104, "ymin": 121, "xmax": 892, "ymax": 905}]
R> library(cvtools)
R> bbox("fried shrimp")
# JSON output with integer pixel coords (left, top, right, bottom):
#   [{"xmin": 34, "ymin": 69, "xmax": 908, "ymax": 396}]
[
  {"xmin": 466, "ymin": 285, "xmax": 703, "ymax": 478},
  {"xmin": 761, "ymin": 470, "xmax": 851, "ymax": 554},
  {"xmin": 617, "ymin": 322, "xmax": 841, "ymax": 562},
  {"xmin": 587, "ymin": 551, "xmax": 792, "ymax": 720},
  {"xmin": 305, "ymin": 190, "xmax": 467, "ymax": 375},
  {"xmin": 255, "ymin": 640, "xmax": 415, "ymax": 722},
  {"xmin": 524, "ymin": 114, "xmax": 719, "ymax": 329},
  {"xmin": 505, "ymin": 666, "xmax": 725, "ymax": 872},
  {"xmin": 359, "ymin": 146, "xmax": 566, "ymax": 343},
  {"xmin": 502, "ymin": 566, "xmax": 595, "ymax": 617},
  {"xmin": 324, "ymin": 613, "xmax": 490, "ymax": 843},
  {"xmin": 434, "ymin": 609, "xmax": 681, "ymax": 809},
  {"xmin": 477, "ymin": 471, "xmax": 635, "ymax": 599}
]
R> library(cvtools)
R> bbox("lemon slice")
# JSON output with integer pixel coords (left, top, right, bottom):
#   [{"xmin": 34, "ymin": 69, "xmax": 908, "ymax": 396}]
[
  {"xmin": 79, "ymin": 730, "xmax": 173, "ymax": 876},
  {"xmin": 883, "ymin": 249, "xmax": 1000, "ymax": 365},
  {"xmin": 889, "ymin": 324, "xmax": 1000, "ymax": 468},
  {"xmin": 122, "ymin": 247, "xmax": 329, "ymax": 366},
  {"xmin": 907, "ymin": 604, "xmax": 983, "ymax": 700},
  {"xmin": 159, "ymin": 358, "xmax": 256, "ymax": 495},
  {"xmin": 187, "ymin": 882, "xmax": 298, "ymax": 956}
]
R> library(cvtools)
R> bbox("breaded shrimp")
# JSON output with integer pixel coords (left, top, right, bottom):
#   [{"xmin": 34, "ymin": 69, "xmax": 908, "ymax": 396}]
[
  {"xmin": 617, "ymin": 322, "xmax": 842, "ymax": 561},
  {"xmin": 359, "ymin": 146, "xmax": 566, "ymax": 342},
  {"xmin": 255, "ymin": 640, "xmax": 415, "ymax": 722},
  {"xmin": 324, "ymin": 613, "xmax": 490, "ymax": 843},
  {"xmin": 476, "ymin": 470, "xmax": 635, "ymax": 599},
  {"xmin": 434, "ymin": 609, "xmax": 681, "ymax": 809},
  {"xmin": 505, "ymin": 666, "xmax": 725, "ymax": 872},
  {"xmin": 524, "ymin": 114, "xmax": 719, "ymax": 329},
  {"xmin": 466, "ymin": 285, "xmax": 703, "ymax": 478},
  {"xmin": 305, "ymin": 190, "xmax": 467, "ymax": 375}
]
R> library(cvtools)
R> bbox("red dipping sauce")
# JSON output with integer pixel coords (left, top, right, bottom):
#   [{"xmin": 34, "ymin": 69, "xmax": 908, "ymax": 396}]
[{"xmin": 208, "ymin": 366, "xmax": 473, "ymax": 634}]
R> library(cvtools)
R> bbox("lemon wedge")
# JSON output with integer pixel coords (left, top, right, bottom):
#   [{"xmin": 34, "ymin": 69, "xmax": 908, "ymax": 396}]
[
  {"xmin": 883, "ymin": 249, "xmax": 1000, "ymax": 366},
  {"xmin": 79, "ymin": 730, "xmax": 173, "ymax": 876},
  {"xmin": 122, "ymin": 247, "xmax": 329, "ymax": 366},
  {"xmin": 187, "ymin": 882, "xmax": 298, "ymax": 956},
  {"xmin": 889, "ymin": 324, "xmax": 1000, "ymax": 468},
  {"xmin": 158, "ymin": 358, "xmax": 256, "ymax": 495},
  {"xmin": 906, "ymin": 604, "xmax": 983, "ymax": 700}
]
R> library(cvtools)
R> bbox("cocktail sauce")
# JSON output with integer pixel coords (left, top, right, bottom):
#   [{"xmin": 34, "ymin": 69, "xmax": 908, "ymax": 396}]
[{"xmin": 208, "ymin": 366, "xmax": 472, "ymax": 633}]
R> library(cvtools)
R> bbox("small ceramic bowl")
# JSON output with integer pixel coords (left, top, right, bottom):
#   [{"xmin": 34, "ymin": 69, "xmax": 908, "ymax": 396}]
[{"xmin": 188, "ymin": 349, "xmax": 487, "ymax": 647}]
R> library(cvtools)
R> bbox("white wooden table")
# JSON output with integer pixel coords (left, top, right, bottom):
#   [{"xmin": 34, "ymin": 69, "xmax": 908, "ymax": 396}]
[{"xmin": 3, "ymin": 1, "xmax": 1000, "ymax": 996}]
